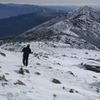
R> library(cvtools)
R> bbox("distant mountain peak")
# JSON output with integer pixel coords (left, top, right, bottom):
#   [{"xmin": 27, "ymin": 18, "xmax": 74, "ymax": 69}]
[
  {"xmin": 41, "ymin": 9, "xmax": 46, "ymax": 12},
  {"xmin": 81, "ymin": 5, "xmax": 93, "ymax": 10},
  {"xmin": 35, "ymin": 9, "xmax": 51, "ymax": 17},
  {"xmin": 78, "ymin": 6, "xmax": 98, "ymax": 14},
  {"xmin": 67, "ymin": 6, "xmax": 100, "ymax": 22}
]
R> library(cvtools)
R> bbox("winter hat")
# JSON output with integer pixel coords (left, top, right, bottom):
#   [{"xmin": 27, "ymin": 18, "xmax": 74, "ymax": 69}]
[{"xmin": 27, "ymin": 44, "xmax": 30, "ymax": 47}]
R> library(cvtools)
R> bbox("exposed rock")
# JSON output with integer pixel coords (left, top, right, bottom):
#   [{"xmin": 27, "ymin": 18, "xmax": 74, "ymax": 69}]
[
  {"xmin": 52, "ymin": 78, "xmax": 61, "ymax": 84},
  {"xmin": 19, "ymin": 67, "xmax": 24, "ymax": 75},
  {"xmin": 84, "ymin": 64, "xmax": 100, "ymax": 72},
  {"xmin": 35, "ymin": 72, "xmax": 41, "ymax": 75},
  {"xmin": 14, "ymin": 80, "xmax": 26, "ymax": 86},
  {"xmin": 0, "ymin": 75, "xmax": 8, "ymax": 81}
]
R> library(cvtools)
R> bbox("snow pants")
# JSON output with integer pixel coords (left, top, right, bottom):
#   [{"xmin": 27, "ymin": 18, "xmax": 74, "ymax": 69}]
[{"xmin": 23, "ymin": 54, "xmax": 29, "ymax": 66}]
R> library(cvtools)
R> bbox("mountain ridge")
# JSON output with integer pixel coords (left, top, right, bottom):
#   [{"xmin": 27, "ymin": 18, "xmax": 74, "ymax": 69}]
[
  {"xmin": 14, "ymin": 6, "xmax": 100, "ymax": 50},
  {"xmin": 0, "ymin": 10, "xmax": 62, "ymax": 39},
  {"xmin": 67, "ymin": 6, "xmax": 100, "ymax": 23},
  {"xmin": 18, "ymin": 6, "xmax": 100, "ymax": 35},
  {"xmin": 0, "ymin": 3, "xmax": 58, "ymax": 19}
]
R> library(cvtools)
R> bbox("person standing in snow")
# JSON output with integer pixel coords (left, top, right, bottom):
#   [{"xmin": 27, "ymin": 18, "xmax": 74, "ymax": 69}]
[{"xmin": 22, "ymin": 44, "xmax": 31, "ymax": 66}]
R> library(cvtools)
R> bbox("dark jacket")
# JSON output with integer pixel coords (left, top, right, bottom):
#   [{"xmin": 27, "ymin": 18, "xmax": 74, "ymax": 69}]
[{"xmin": 22, "ymin": 46, "xmax": 31, "ymax": 58}]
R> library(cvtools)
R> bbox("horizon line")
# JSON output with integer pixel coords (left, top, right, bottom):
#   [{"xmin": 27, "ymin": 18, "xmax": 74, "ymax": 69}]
[{"xmin": 1, "ymin": 2, "xmax": 100, "ymax": 6}]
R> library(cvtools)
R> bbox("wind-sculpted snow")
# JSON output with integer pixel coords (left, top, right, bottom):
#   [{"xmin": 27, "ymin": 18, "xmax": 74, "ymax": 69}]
[{"xmin": 0, "ymin": 41, "xmax": 100, "ymax": 100}]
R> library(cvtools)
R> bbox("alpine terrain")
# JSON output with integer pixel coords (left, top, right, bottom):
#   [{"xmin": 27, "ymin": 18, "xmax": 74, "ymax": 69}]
[
  {"xmin": 0, "ymin": 3, "xmax": 58, "ymax": 19},
  {"xmin": 15, "ymin": 6, "xmax": 100, "ymax": 50},
  {"xmin": 0, "ymin": 10, "xmax": 62, "ymax": 39},
  {"xmin": 0, "ymin": 6, "xmax": 100, "ymax": 100}
]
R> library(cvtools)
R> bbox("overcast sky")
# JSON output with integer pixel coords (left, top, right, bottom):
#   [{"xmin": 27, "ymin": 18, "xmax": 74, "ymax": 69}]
[{"xmin": 0, "ymin": 0, "xmax": 100, "ymax": 5}]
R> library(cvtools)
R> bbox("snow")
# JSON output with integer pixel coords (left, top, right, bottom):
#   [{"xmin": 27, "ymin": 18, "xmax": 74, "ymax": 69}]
[
  {"xmin": 0, "ymin": 41, "xmax": 100, "ymax": 100},
  {"xmin": 16, "ymin": 6, "xmax": 100, "ymax": 52},
  {"xmin": 67, "ymin": 6, "xmax": 100, "ymax": 20}
]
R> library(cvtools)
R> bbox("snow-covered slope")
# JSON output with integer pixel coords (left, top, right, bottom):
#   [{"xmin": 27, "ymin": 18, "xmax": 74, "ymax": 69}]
[
  {"xmin": 14, "ymin": 6, "xmax": 100, "ymax": 49},
  {"xmin": 0, "ymin": 41, "xmax": 100, "ymax": 100},
  {"xmin": 67, "ymin": 6, "xmax": 100, "ymax": 22}
]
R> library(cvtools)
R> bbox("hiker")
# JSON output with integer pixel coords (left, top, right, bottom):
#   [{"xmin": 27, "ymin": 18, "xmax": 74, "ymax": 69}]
[{"xmin": 22, "ymin": 44, "xmax": 31, "ymax": 66}]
